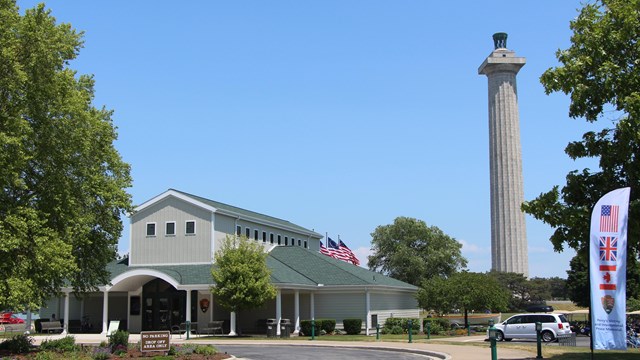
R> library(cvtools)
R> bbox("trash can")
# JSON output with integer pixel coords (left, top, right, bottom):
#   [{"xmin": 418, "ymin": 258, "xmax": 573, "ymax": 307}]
[
  {"xmin": 280, "ymin": 319, "xmax": 292, "ymax": 338},
  {"xmin": 266, "ymin": 319, "xmax": 277, "ymax": 338}
]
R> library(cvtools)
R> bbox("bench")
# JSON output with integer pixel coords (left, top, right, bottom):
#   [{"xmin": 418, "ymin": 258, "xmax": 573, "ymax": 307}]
[
  {"xmin": 171, "ymin": 322, "xmax": 198, "ymax": 338},
  {"xmin": 201, "ymin": 321, "xmax": 224, "ymax": 335},
  {"xmin": 40, "ymin": 321, "xmax": 63, "ymax": 334}
]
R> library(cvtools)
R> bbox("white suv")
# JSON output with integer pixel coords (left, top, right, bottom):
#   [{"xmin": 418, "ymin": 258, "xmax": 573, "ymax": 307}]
[{"xmin": 490, "ymin": 313, "xmax": 571, "ymax": 342}]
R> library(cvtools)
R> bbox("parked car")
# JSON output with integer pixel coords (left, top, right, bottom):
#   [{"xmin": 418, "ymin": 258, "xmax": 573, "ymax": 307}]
[
  {"xmin": 488, "ymin": 313, "xmax": 571, "ymax": 342},
  {"xmin": 0, "ymin": 312, "xmax": 25, "ymax": 324}
]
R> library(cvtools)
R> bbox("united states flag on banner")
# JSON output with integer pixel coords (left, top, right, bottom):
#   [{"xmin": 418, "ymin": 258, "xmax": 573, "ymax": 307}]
[{"xmin": 600, "ymin": 205, "xmax": 619, "ymax": 232}]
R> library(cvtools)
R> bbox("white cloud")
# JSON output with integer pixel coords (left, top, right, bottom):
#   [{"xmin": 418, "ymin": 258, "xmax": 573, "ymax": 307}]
[
  {"xmin": 459, "ymin": 239, "xmax": 489, "ymax": 254},
  {"xmin": 354, "ymin": 246, "xmax": 373, "ymax": 268}
]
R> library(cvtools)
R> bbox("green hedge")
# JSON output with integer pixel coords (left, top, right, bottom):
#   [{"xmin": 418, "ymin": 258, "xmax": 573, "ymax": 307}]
[
  {"xmin": 343, "ymin": 318, "xmax": 362, "ymax": 335},
  {"xmin": 299, "ymin": 319, "xmax": 336, "ymax": 336},
  {"xmin": 382, "ymin": 317, "xmax": 419, "ymax": 334}
]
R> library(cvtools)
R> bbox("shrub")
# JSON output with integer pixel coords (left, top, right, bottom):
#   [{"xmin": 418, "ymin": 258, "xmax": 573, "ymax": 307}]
[
  {"xmin": 343, "ymin": 318, "xmax": 362, "ymax": 335},
  {"xmin": 92, "ymin": 347, "xmax": 111, "ymax": 360},
  {"xmin": 389, "ymin": 325, "xmax": 403, "ymax": 335},
  {"xmin": 108, "ymin": 330, "xmax": 129, "ymax": 352},
  {"xmin": 40, "ymin": 335, "xmax": 78, "ymax": 352},
  {"xmin": 34, "ymin": 351, "xmax": 54, "ymax": 360},
  {"xmin": 424, "ymin": 320, "xmax": 444, "ymax": 335},
  {"xmin": 318, "ymin": 319, "xmax": 336, "ymax": 334},
  {"xmin": 299, "ymin": 320, "xmax": 321, "ymax": 336},
  {"xmin": 383, "ymin": 317, "xmax": 419, "ymax": 334},
  {"xmin": 0, "ymin": 334, "xmax": 33, "ymax": 353},
  {"xmin": 194, "ymin": 344, "xmax": 216, "ymax": 355}
]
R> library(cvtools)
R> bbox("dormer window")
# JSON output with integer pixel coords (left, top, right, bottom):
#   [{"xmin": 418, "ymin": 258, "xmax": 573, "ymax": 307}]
[
  {"xmin": 165, "ymin": 222, "xmax": 176, "ymax": 236},
  {"xmin": 185, "ymin": 220, "xmax": 196, "ymax": 235},
  {"xmin": 146, "ymin": 223, "xmax": 156, "ymax": 237}
]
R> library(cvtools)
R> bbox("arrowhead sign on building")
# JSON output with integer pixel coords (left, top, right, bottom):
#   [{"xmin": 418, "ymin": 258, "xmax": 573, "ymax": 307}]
[{"xmin": 589, "ymin": 187, "xmax": 630, "ymax": 350}]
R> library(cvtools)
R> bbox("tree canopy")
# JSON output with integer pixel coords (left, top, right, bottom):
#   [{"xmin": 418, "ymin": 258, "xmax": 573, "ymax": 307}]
[
  {"xmin": 0, "ymin": 1, "xmax": 132, "ymax": 310},
  {"xmin": 368, "ymin": 216, "xmax": 467, "ymax": 287},
  {"xmin": 522, "ymin": 0, "xmax": 640, "ymax": 304},
  {"xmin": 211, "ymin": 236, "xmax": 277, "ymax": 313},
  {"xmin": 417, "ymin": 272, "xmax": 510, "ymax": 328}
]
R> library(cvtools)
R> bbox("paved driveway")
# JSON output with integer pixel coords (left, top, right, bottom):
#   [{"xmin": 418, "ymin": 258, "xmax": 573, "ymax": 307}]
[{"xmin": 216, "ymin": 344, "xmax": 436, "ymax": 359}]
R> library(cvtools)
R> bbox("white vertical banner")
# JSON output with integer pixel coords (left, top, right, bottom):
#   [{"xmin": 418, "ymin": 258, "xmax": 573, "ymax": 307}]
[{"xmin": 589, "ymin": 187, "xmax": 630, "ymax": 350}]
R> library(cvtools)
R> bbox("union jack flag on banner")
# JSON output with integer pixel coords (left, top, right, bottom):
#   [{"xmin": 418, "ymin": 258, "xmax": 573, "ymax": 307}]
[
  {"xmin": 599, "ymin": 236, "xmax": 617, "ymax": 262},
  {"xmin": 600, "ymin": 205, "xmax": 619, "ymax": 232}
]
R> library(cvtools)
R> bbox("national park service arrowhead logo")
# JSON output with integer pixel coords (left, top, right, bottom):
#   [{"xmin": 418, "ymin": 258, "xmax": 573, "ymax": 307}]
[{"xmin": 601, "ymin": 295, "xmax": 615, "ymax": 314}]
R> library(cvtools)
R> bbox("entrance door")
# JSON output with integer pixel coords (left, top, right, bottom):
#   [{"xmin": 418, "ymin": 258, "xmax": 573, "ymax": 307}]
[{"xmin": 142, "ymin": 279, "xmax": 186, "ymax": 331}]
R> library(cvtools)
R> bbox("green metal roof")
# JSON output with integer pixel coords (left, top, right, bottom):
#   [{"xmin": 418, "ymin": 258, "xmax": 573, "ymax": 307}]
[
  {"xmin": 106, "ymin": 247, "xmax": 416, "ymax": 291},
  {"xmin": 169, "ymin": 189, "xmax": 322, "ymax": 238}
]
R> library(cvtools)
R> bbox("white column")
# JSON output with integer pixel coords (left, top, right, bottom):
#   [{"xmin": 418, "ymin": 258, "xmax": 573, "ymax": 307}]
[
  {"xmin": 186, "ymin": 290, "xmax": 192, "ymax": 324},
  {"xmin": 310, "ymin": 292, "xmax": 315, "ymax": 320},
  {"xmin": 62, "ymin": 291, "xmax": 70, "ymax": 335},
  {"xmin": 229, "ymin": 311, "xmax": 237, "ymax": 336},
  {"xmin": 276, "ymin": 289, "xmax": 282, "ymax": 336},
  {"xmin": 25, "ymin": 309, "xmax": 32, "ymax": 334},
  {"xmin": 101, "ymin": 288, "xmax": 109, "ymax": 334},
  {"xmin": 294, "ymin": 290, "xmax": 300, "ymax": 334},
  {"xmin": 365, "ymin": 289, "xmax": 371, "ymax": 336}
]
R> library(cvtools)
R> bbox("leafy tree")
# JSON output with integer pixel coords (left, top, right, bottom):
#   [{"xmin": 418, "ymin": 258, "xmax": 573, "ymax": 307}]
[
  {"xmin": 522, "ymin": 0, "xmax": 640, "ymax": 304},
  {"xmin": 417, "ymin": 272, "xmax": 509, "ymax": 329},
  {"xmin": 0, "ymin": 1, "xmax": 132, "ymax": 310},
  {"xmin": 368, "ymin": 217, "xmax": 467, "ymax": 286},
  {"xmin": 211, "ymin": 236, "xmax": 277, "ymax": 313},
  {"xmin": 547, "ymin": 276, "xmax": 569, "ymax": 300}
]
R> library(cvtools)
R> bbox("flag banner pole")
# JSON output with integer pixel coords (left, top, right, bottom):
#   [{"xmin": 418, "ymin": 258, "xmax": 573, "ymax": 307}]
[{"xmin": 589, "ymin": 187, "xmax": 630, "ymax": 350}]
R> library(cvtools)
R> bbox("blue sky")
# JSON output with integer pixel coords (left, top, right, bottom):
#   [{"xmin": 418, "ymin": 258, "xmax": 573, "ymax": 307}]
[{"xmin": 19, "ymin": 1, "xmax": 603, "ymax": 278}]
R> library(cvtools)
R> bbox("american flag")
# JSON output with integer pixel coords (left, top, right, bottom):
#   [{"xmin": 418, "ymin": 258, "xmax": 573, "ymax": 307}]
[
  {"xmin": 600, "ymin": 205, "xmax": 619, "ymax": 233},
  {"xmin": 599, "ymin": 236, "xmax": 618, "ymax": 262},
  {"xmin": 320, "ymin": 237, "xmax": 360, "ymax": 266}
]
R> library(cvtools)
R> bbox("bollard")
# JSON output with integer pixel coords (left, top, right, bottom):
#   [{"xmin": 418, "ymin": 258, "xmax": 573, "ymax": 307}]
[
  {"xmin": 408, "ymin": 320, "xmax": 413, "ymax": 343},
  {"xmin": 488, "ymin": 319, "xmax": 497, "ymax": 360},
  {"xmin": 186, "ymin": 321, "xmax": 191, "ymax": 340},
  {"xmin": 535, "ymin": 322, "xmax": 543, "ymax": 359},
  {"xmin": 311, "ymin": 319, "xmax": 315, "ymax": 340},
  {"xmin": 426, "ymin": 321, "xmax": 431, "ymax": 340},
  {"xmin": 376, "ymin": 323, "xmax": 380, "ymax": 341},
  {"xmin": 467, "ymin": 323, "xmax": 470, "ymax": 336}
]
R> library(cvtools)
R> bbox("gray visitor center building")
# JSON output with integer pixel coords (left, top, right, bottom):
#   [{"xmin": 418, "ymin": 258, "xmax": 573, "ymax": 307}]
[{"xmin": 41, "ymin": 189, "xmax": 419, "ymax": 336}]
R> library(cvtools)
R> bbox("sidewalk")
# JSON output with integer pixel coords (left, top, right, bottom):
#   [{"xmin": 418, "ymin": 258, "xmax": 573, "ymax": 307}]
[{"xmin": 31, "ymin": 333, "xmax": 537, "ymax": 360}]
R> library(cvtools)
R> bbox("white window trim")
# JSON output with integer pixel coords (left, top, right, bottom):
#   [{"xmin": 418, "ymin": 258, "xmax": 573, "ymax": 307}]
[
  {"xmin": 185, "ymin": 220, "xmax": 196, "ymax": 236},
  {"xmin": 236, "ymin": 225, "xmax": 242, "ymax": 236},
  {"xmin": 277, "ymin": 234, "xmax": 282, "ymax": 245},
  {"xmin": 254, "ymin": 229, "xmax": 259, "ymax": 241},
  {"xmin": 165, "ymin": 221, "xmax": 176, "ymax": 236},
  {"xmin": 270, "ymin": 233, "xmax": 274, "ymax": 244},
  {"xmin": 146, "ymin": 222, "xmax": 157, "ymax": 237},
  {"xmin": 245, "ymin": 227, "xmax": 251, "ymax": 238}
]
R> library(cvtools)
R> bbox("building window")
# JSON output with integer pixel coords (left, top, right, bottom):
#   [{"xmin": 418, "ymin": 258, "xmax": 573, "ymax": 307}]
[
  {"xmin": 285, "ymin": 237, "xmax": 288, "ymax": 246},
  {"xmin": 245, "ymin": 227, "xmax": 250, "ymax": 238},
  {"xmin": 297, "ymin": 239, "xmax": 301, "ymax": 247},
  {"xmin": 185, "ymin": 220, "xmax": 196, "ymax": 235},
  {"xmin": 236, "ymin": 225, "xmax": 242, "ymax": 236},
  {"xmin": 304, "ymin": 240, "xmax": 308, "ymax": 249},
  {"xmin": 277, "ymin": 235, "xmax": 282, "ymax": 245},
  {"xmin": 254, "ymin": 230, "xmax": 259, "ymax": 240},
  {"xmin": 270, "ymin": 233, "xmax": 274, "ymax": 244},
  {"xmin": 146, "ymin": 223, "xmax": 156, "ymax": 237},
  {"xmin": 165, "ymin": 222, "xmax": 175, "ymax": 236},
  {"xmin": 262, "ymin": 231, "xmax": 267, "ymax": 243}
]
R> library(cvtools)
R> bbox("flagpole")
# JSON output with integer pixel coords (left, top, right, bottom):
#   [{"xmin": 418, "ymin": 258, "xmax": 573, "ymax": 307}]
[{"xmin": 587, "ymin": 247, "xmax": 594, "ymax": 360}]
